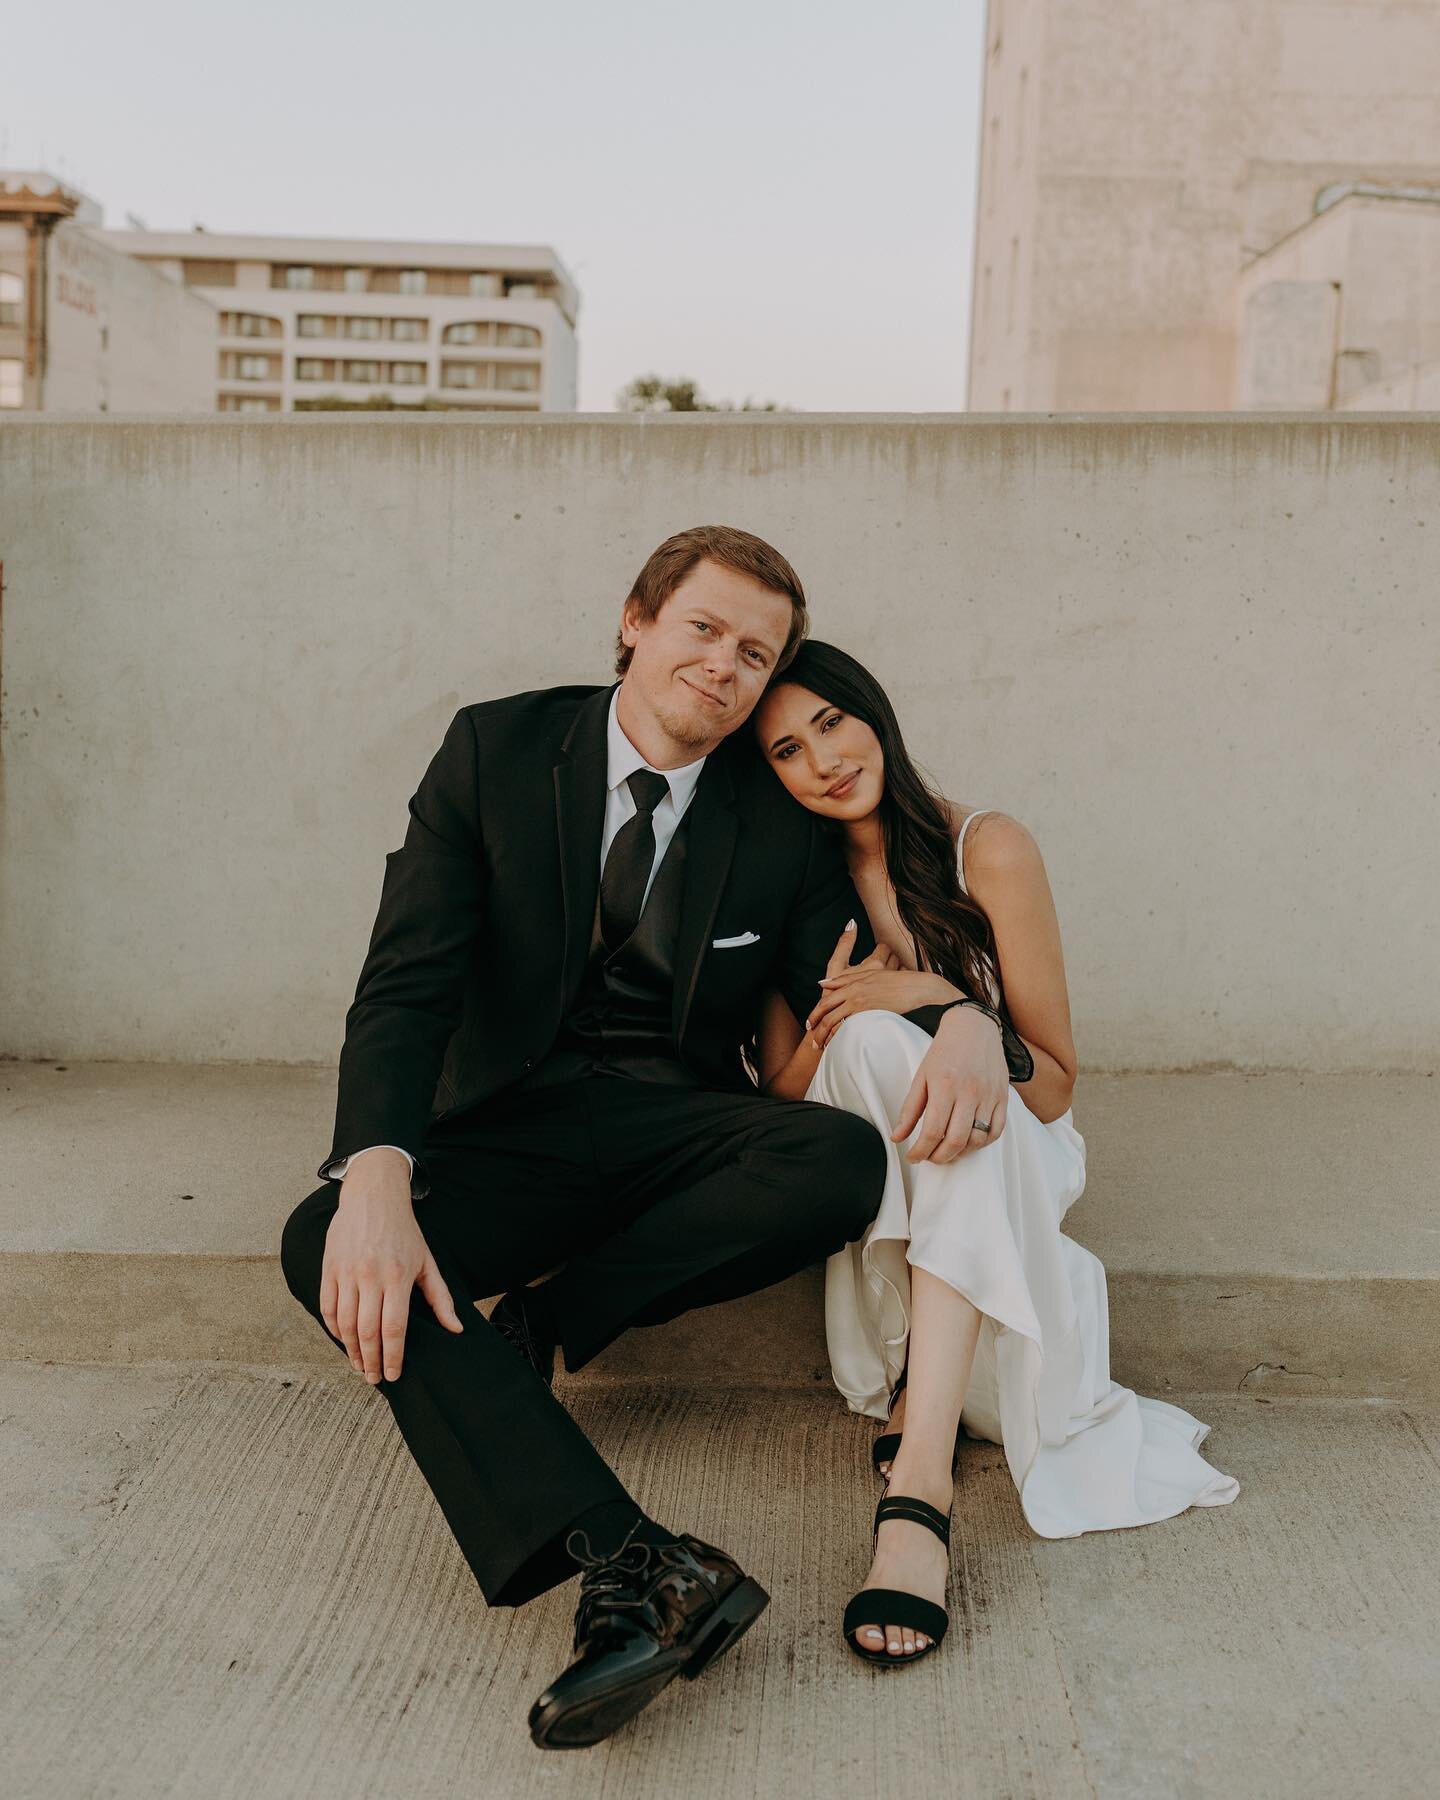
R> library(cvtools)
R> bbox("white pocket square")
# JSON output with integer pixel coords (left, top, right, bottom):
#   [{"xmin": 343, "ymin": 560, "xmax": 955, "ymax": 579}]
[{"xmin": 712, "ymin": 931, "xmax": 762, "ymax": 949}]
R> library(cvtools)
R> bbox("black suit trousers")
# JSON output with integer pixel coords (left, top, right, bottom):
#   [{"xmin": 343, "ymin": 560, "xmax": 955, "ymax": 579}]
[{"xmin": 279, "ymin": 1072, "xmax": 885, "ymax": 1608}]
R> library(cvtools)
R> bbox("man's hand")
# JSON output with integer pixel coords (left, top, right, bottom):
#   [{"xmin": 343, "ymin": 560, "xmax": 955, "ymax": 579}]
[
  {"xmin": 891, "ymin": 1003, "xmax": 1009, "ymax": 1164},
  {"xmin": 320, "ymin": 1147, "xmax": 464, "ymax": 1383}
]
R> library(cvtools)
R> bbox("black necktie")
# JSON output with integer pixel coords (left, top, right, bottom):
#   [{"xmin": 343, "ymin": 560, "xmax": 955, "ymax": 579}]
[{"xmin": 600, "ymin": 769, "xmax": 671, "ymax": 950}]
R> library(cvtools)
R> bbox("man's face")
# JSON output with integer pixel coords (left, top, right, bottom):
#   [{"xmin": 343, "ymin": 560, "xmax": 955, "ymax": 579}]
[{"xmin": 619, "ymin": 560, "xmax": 795, "ymax": 754}]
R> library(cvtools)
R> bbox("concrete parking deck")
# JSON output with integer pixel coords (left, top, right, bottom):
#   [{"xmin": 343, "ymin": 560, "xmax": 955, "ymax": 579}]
[{"xmin": 3, "ymin": 1361, "xmax": 1437, "ymax": 1799}]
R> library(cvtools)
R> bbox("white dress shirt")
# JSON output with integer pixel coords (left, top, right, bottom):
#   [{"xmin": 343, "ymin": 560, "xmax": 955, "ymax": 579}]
[{"xmin": 327, "ymin": 687, "xmax": 707, "ymax": 1186}]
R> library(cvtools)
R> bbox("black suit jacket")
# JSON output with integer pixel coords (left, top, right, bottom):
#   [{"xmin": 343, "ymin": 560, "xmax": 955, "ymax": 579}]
[{"xmin": 321, "ymin": 681, "xmax": 1031, "ymax": 1198}]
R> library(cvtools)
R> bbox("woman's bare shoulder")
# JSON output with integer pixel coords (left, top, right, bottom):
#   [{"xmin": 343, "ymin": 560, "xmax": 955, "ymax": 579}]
[
  {"xmin": 943, "ymin": 799, "xmax": 1025, "ymax": 843},
  {"xmin": 944, "ymin": 802, "xmax": 1040, "ymax": 879}
]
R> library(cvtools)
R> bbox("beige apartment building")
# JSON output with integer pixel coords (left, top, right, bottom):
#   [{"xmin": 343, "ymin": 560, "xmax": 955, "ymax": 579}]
[
  {"xmin": 0, "ymin": 174, "xmax": 216, "ymax": 412},
  {"xmin": 968, "ymin": 0, "xmax": 1440, "ymax": 410},
  {"xmin": 92, "ymin": 228, "xmax": 579, "ymax": 414}
]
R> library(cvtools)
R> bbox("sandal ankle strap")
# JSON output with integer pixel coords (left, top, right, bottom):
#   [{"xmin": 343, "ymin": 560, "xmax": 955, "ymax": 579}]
[{"xmin": 873, "ymin": 1493, "xmax": 951, "ymax": 1548}]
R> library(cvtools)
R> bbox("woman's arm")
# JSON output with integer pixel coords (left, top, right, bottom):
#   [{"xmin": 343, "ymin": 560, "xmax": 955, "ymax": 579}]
[{"xmin": 964, "ymin": 814, "xmax": 1078, "ymax": 1124}]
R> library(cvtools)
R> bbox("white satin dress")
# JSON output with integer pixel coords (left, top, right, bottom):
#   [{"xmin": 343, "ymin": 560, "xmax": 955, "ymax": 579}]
[{"xmin": 809, "ymin": 809, "xmax": 1239, "ymax": 1538}]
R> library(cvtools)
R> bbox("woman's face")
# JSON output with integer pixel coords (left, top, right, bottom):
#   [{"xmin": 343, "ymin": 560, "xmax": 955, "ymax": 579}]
[{"xmin": 754, "ymin": 681, "xmax": 885, "ymax": 819}]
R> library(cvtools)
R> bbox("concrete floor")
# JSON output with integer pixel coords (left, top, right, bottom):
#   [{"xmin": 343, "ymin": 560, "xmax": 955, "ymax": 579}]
[{"xmin": 3, "ymin": 1360, "xmax": 1437, "ymax": 1800}]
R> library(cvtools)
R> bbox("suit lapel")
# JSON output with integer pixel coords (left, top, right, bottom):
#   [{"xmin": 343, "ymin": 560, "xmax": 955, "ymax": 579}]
[
  {"xmin": 553, "ymin": 685, "xmax": 615, "ymax": 1010},
  {"xmin": 671, "ymin": 750, "xmax": 738, "ymax": 1045}
]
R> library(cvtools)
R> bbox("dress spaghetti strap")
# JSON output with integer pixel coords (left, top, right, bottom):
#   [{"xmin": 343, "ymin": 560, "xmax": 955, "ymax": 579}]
[{"xmin": 955, "ymin": 808, "xmax": 992, "ymax": 895}]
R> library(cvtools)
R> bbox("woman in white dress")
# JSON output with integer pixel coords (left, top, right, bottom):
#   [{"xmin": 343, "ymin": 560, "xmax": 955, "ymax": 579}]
[{"xmin": 750, "ymin": 641, "xmax": 1238, "ymax": 1669}]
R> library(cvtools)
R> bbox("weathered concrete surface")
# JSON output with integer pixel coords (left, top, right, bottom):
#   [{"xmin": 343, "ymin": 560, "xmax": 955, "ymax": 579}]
[
  {"xmin": 1, "ymin": 1360, "xmax": 1436, "ymax": 1799},
  {"xmin": 1, "ymin": 416, "xmax": 1437, "ymax": 1073},
  {"xmin": 2, "ymin": 1059, "xmax": 1436, "ymax": 1399}
]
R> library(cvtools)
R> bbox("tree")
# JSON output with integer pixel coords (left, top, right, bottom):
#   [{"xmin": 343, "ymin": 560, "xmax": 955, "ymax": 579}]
[{"xmin": 616, "ymin": 373, "xmax": 784, "ymax": 413}]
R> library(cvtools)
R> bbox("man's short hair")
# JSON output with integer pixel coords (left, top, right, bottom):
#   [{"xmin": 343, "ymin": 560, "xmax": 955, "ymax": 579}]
[{"xmin": 615, "ymin": 525, "xmax": 809, "ymax": 677}]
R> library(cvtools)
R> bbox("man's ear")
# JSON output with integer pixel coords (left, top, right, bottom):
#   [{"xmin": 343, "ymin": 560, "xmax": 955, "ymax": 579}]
[{"xmin": 619, "ymin": 596, "xmax": 642, "ymax": 650}]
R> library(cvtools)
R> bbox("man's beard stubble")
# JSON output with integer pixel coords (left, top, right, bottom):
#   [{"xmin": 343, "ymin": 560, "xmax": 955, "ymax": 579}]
[{"xmin": 653, "ymin": 686, "xmax": 735, "ymax": 753}]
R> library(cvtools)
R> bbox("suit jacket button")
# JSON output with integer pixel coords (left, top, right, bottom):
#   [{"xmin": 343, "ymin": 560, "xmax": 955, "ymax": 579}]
[{"xmin": 522, "ymin": 1057, "xmax": 534, "ymax": 1070}]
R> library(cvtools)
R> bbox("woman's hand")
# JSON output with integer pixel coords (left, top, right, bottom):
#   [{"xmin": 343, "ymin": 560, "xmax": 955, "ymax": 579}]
[{"xmin": 806, "ymin": 959, "xmax": 961, "ymax": 1049}]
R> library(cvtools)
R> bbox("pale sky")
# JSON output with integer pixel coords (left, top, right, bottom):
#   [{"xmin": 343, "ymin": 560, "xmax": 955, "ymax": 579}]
[{"xmin": 2, "ymin": 0, "xmax": 988, "ymax": 412}]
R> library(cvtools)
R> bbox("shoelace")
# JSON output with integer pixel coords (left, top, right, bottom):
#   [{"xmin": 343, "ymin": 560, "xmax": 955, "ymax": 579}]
[
  {"xmin": 497, "ymin": 1294, "xmax": 548, "ymax": 1371},
  {"xmin": 566, "ymin": 1524, "xmax": 660, "ymax": 1641}
]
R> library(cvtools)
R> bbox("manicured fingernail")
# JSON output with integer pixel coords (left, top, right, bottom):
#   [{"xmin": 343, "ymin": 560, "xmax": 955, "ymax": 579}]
[
  {"xmin": 845, "ymin": 918, "xmax": 856, "ymax": 930},
  {"xmin": 385, "ymin": 1368, "xmax": 398, "ymax": 1381}
]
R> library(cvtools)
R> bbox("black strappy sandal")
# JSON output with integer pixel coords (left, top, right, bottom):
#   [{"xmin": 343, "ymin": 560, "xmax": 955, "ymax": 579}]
[
  {"xmin": 842, "ymin": 1492, "xmax": 952, "ymax": 1667},
  {"xmin": 870, "ymin": 1368, "xmax": 908, "ymax": 1477}
]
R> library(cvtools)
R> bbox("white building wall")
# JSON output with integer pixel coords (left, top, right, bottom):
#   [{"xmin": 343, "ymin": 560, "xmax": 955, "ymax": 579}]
[
  {"xmin": 969, "ymin": 0, "xmax": 1440, "ymax": 411},
  {"xmin": 43, "ymin": 225, "xmax": 216, "ymax": 413},
  {"xmin": 96, "ymin": 230, "xmax": 580, "ymax": 414}
]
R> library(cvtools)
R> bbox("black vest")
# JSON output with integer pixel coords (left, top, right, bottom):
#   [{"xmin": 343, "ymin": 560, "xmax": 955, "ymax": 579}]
[{"xmin": 517, "ymin": 809, "xmax": 699, "ymax": 1090}]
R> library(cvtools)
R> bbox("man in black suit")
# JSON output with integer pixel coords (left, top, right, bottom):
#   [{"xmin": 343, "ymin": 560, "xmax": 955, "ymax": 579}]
[{"xmin": 279, "ymin": 525, "xmax": 1025, "ymax": 1749}]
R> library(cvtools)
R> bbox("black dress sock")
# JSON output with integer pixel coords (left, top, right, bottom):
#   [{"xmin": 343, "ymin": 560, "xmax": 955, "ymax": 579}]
[
  {"xmin": 513, "ymin": 1279, "xmax": 558, "ymax": 1342},
  {"xmin": 567, "ymin": 1498, "xmax": 680, "ymax": 1562}
]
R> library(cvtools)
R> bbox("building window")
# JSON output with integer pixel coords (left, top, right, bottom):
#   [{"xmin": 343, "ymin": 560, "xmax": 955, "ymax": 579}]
[
  {"xmin": 506, "ymin": 280, "xmax": 539, "ymax": 299},
  {"xmin": 389, "ymin": 362, "xmax": 426, "ymax": 384},
  {"xmin": 344, "ymin": 268, "xmax": 367, "ymax": 293},
  {"xmin": 0, "ymin": 357, "xmax": 22, "ymax": 407},
  {"xmin": 237, "ymin": 354, "xmax": 275, "ymax": 380},
  {"xmin": 0, "ymin": 272, "xmax": 23, "ymax": 328},
  {"xmin": 444, "ymin": 321, "xmax": 492, "ymax": 345},
  {"xmin": 495, "ymin": 363, "xmax": 539, "ymax": 391},
  {"xmin": 344, "ymin": 360, "xmax": 382, "ymax": 382},
  {"xmin": 390, "ymin": 317, "xmax": 427, "ymax": 341},
  {"xmin": 283, "ymin": 266, "xmax": 315, "ymax": 290},
  {"xmin": 226, "ymin": 312, "xmax": 283, "ymax": 338},
  {"xmin": 296, "ymin": 358, "xmax": 332, "ymax": 381},
  {"xmin": 399, "ymin": 269, "xmax": 427, "ymax": 295},
  {"xmin": 497, "ymin": 323, "xmax": 541, "ymax": 348},
  {"xmin": 344, "ymin": 317, "xmax": 382, "ymax": 340},
  {"xmin": 296, "ymin": 315, "xmax": 331, "ymax": 338},
  {"xmin": 218, "ymin": 393, "xmax": 281, "ymax": 413},
  {"xmin": 440, "ymin": 361, "xmax": 486, "ymax": 388},
  {"xmin": 183, "ymin": 259, "xmax": 237, "ymax": 287},
  {"xmin": 469, "ymin": 273, "xmax": 501, "ymax": 298}
]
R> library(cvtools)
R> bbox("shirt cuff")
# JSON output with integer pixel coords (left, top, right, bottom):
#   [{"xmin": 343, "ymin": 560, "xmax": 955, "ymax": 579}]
[{"xmin": 323, "ymin": 1143, "xmax": 416, "ymax": 1182}]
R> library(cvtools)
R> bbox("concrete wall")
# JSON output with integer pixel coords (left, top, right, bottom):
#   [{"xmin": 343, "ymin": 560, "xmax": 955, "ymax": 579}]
[
  {"xmin": 1235, "ymin": 197, "xmax": 1440, "ymax": 409},
  {"xmin": 0, "ymin": 416, "xmax": 1435, "ymax": 1073}
]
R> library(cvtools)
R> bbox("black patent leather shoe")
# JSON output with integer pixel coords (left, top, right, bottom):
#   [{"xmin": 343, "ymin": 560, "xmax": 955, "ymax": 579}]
[
  {"xmin": 528, "ymin": 1527, "xmax": 770, "ymax": 1750},
  {"xmin": 488, "ymin": 1287, "xmax": 556, "ymax": 1387}
]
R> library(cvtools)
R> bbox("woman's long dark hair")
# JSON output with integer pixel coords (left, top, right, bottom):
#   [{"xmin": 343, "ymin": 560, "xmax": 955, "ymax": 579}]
[{"xmin": 769, "ymin": 639, "xmax": 1011, "ymax": 1020}]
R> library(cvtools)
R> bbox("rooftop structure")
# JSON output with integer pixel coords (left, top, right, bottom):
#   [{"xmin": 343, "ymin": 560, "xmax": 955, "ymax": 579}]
[
  {"xmin": 0, "ymin": 174, "xmax": 216, "ymax": 412},
  {"xmin": 967, "ymin": 0, "xmax": 1440, "ymax": 410}
]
